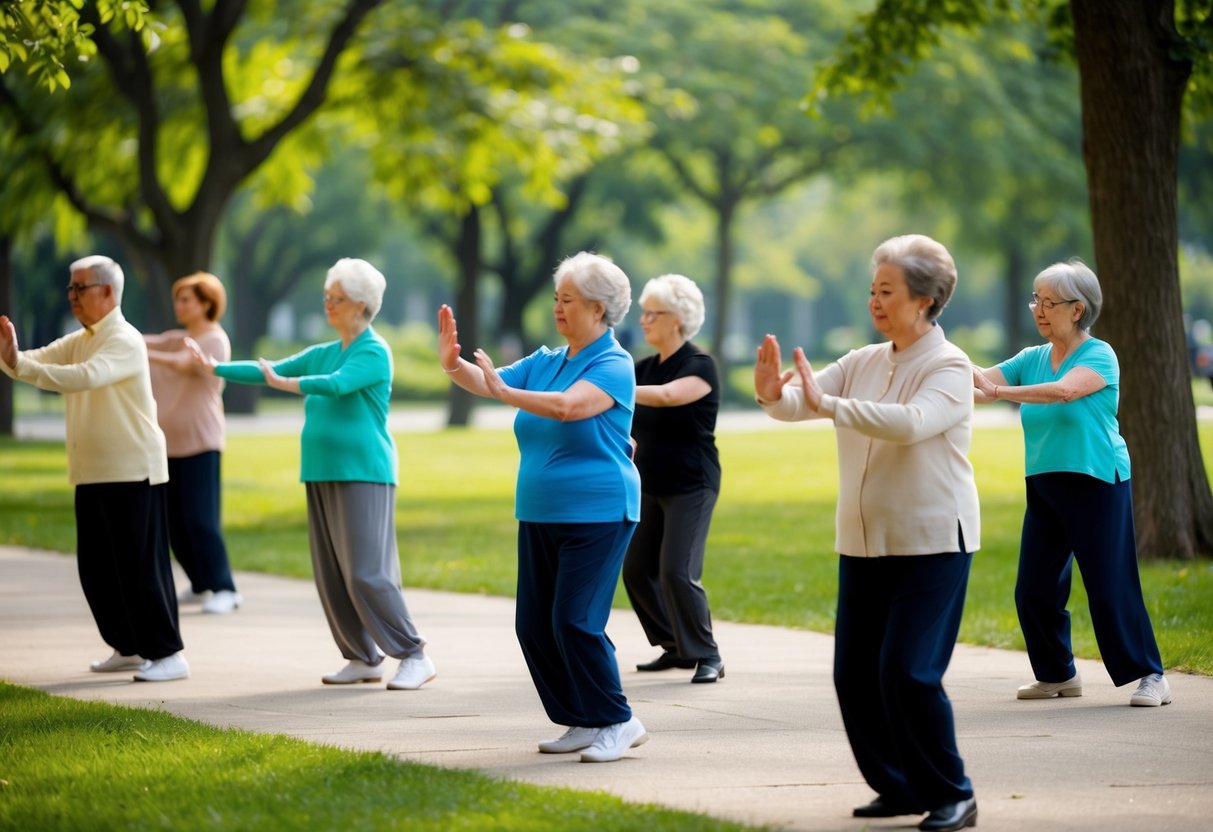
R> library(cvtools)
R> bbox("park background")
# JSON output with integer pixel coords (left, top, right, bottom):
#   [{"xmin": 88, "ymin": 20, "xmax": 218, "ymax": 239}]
[{"xmin": 3, "ymin": 3, "xmax": 1213, "ymax": 829}]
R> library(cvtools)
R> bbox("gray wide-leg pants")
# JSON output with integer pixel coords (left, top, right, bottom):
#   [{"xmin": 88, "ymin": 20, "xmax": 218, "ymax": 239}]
[{"xmin": 305, "ymin": 481, "xmax": 426, "ymax": 664}]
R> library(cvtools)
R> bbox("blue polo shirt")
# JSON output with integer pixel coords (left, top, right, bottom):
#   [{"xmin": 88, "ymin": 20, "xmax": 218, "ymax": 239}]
[
  {"xmin": 998, "ymin": 338, "xmax": 1131, "ymax": 483},
  {"xmin": 498, "ymin": 328, "xmax": 641, "ymax": 523}
]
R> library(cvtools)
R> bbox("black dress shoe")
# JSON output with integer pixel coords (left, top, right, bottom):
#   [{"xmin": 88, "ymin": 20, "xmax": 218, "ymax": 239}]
[
  {"xmin": 636, "ymin": 651, "xmax": 696, "ymax": 671},
  {"xmin": 691, "ymin": 658, "xmax": 724, "ymax": 683},
  {"xmin": 918, "ymin": 797, "xmax": 977, "ymax": 832},
  {"xmin": 852, "ymin": 796, "xmax": 924, "ymax": 818}
]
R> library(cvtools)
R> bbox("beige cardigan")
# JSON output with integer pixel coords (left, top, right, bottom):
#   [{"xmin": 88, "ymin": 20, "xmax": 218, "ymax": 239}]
[
  {"xmin": 759, "ymin": 326, "xmax": 980, "ymax": 557},
  {"xmin": 3, "ymin": 307, "xmax": 168, "ymax": 486}
]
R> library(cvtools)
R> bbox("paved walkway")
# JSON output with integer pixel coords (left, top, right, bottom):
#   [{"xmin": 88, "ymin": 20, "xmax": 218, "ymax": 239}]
[{"xmin": 1, "ymin": 544, "xmax": 1210, "ymax": 831}]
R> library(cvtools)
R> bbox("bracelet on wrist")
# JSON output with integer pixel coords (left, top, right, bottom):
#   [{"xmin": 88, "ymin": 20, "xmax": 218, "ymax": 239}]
[{"xmin": 442, "ymin": 363, "xmax": 460, "ymax": 375}]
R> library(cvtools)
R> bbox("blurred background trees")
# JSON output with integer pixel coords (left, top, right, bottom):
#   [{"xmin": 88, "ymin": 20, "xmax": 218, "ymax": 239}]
[{"xmin": 2, "ymin": 0, "xmax": 1211, "ymax": 554}]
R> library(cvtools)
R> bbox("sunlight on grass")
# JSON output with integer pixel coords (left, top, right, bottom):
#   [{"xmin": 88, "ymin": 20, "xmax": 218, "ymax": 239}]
[
  {"xmin": 2, "ymin": 421, "xmax": 1211, "ymax": 674},
  {"xmin": 0, "ymin": 683, "xmax": 760, "ymax": 832}
]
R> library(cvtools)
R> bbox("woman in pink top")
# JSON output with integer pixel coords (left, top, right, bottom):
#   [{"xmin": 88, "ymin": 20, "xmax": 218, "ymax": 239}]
[{"xmin": 145, "ymin": 272, "xmax": 241, "ymax": 615}]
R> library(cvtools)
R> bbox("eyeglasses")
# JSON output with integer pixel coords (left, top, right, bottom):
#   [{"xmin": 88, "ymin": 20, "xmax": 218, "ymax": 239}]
[
  {"xmin": 640, "ymin": 310, "xmax": 671, "ymax": 321},
  {"xmin": 323, "ymin": 294, "xmax": 350, "ymax": 307},
  {"xmin": 1029, "ymin": 293, "xmax": 1078, "ymax": 311},
  {"xmin": 65, "ymin": 283, "xmax": 104, "ymax": 298}
]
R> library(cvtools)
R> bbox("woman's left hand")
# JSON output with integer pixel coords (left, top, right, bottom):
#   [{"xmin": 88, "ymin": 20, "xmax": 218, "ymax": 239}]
[
  {"xmin": 793, "ymin": 347, "xmax": 824, "ymax": 411},
  {"xmin": 473, "ymin": 349, "xmax": 508, "ymax": 401},
  {"xmin": 259, "ymin": 358, "xmax": 299, "ymax": 395}
]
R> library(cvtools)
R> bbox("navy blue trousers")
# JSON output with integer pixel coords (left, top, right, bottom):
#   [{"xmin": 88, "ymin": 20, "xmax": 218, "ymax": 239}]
[
  {"xmin": 75, "ymin": 481, "xmax": 183, "ymax": 660},
  {"xmin": 1016, "ymin": 472, "xmax": 1163, "ymax": 687},
  {"xmin": 834, "ymin": 551, "xmax": 974, "ymax": 810},
  {"xmin": 517, "ymin": 520, "xmax": 635, "ymax": 728},
  {"xmin": 167, "ymin": 451, "xmax": 236, "ymax": 594}
]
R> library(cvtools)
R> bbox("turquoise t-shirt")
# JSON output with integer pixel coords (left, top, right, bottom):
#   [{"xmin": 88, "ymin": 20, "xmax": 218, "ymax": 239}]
[
  {"xmin": 215, "ymin": 327, "xmax": 398, "ymax": 485},
  {"xmin": 498, "ymin": 328, "xmax": 641, "ymax": 523},
  {"xmin": 997, "ymin": 338, "xmax": 1130, "ymax": 483}
]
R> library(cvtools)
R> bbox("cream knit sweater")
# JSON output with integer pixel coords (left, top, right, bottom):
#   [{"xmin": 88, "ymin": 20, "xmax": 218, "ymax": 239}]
[
  {"xmin": 3, "ymin": 307, "xmax": 168, "ymax": 486},
  {"xmin": 759, "ymin": 325, "xmax": 980, "ymax": 557}
]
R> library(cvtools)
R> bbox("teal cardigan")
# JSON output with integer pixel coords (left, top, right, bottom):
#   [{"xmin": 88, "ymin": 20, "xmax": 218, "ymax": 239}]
[{"xmin": 215, "ymin": 327, "xmax": 397, "ymax": 485}]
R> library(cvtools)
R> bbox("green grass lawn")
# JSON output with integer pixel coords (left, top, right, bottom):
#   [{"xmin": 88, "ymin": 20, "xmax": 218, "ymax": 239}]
[
  {"xmin": 2, "ymin": 421, "xmax": 1211, "ymax": 674},
  {"xmin": 0, "ymin": 682, "xmax": 761, "ymax": 832}
]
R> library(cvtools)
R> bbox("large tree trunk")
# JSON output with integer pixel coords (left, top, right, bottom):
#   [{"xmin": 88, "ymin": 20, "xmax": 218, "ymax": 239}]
[
  {"xmin": 447, "ymin": 206, "xmax": 482, "ymax": 428},
  {"xmin": 710, "ymin": 197, "xmax": 737, "ymax": 362},
  {"xmin": 0, "ymin": 237, "xmax": 13, "ymax": 437},
  {"xmin": 1071, "ymin": 0, "xmax": 1213, "ymax": 559}
]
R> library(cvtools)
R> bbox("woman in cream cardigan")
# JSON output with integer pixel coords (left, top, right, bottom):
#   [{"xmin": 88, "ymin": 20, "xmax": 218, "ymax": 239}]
[{"xmin": 754, "ymin": 234, "xmax": 979, "ymax": 832}]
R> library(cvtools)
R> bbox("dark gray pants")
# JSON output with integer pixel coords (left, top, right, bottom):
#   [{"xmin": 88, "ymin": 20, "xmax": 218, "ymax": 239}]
[
  {"xmin": 622, "ymin": 488, "xmax": 720, "ymax": 661},
  {"xmin": 305, "ymin": 481, "xmax": 425, "ymax": 664}
]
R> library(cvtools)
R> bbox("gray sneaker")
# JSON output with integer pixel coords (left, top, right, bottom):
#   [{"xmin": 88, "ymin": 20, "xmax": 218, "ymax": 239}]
[
  {"xmin": 1129, "ymin": 673, "xmax": 1172, "ymax": 707},
  {"xmin": 1017, "ymin": 672, "xmax": 1083, "ymax": 699},
  {"xmin": 538, "ymin": 726, "xmax": 600, "ymax": 754}
]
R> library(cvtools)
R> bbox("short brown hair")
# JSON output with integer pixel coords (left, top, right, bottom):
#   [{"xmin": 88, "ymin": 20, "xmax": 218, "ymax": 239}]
[{"xmin": 172, "ymin": 272, "xmax": 227, "ymax": 322}]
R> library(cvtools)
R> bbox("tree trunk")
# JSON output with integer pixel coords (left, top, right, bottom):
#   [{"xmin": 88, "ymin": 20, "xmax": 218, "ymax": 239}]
[
  {"xmin": 1003, "ymin": 238, "xmax": 1029, "ymax": 352},
  {"xmin": 0, "ymin": 237, "xmax": 13, "ymax": 437},
  {"xmin": 710, "ymin": 197, "xmax": 737, "ymax": 363},
  {"xmin": 447, "ymin": 205, "xmax": 482, "ymax": 428},
  {"xmin": 1071, "ymin": 0, "xmax": 1213, "ymax": 559}
]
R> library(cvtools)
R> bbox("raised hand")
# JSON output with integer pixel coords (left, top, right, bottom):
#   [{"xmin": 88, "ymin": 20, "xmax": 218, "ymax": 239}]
[
  {"xmin": 754, "ymin": 334, "xmax": 793, "ymax": 402},
  {"xmin": 0, "ymin": 315, "xmax": 19, "ymax": 369},
  {"xmin": 792, "ymin": 347, "xmax": 823, "ymax": 411},
  {"xmin": 472, "ymin": 348, "xmax": 507, "ymax": 400},
  {"xmin": 183, "ymin": 337, "xmax": 216, "ymax": 374},
  {"xmin": 437, "ymin": 304, "xmax": 462, "ymax": 372}
]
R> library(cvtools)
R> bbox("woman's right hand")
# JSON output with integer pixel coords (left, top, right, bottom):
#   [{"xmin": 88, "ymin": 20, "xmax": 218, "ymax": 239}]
[
  {"xmin": 437, "ymin": 304, "xmax": 462, "ymax": 372},
  {"xmin": 754, "ymin": 334, "xmax": 794, "ymax": 402}
]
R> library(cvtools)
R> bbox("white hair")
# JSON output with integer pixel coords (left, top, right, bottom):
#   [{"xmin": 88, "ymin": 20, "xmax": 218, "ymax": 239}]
[
  {"xmin": 325, "ymin": 258, "xmax": 386, "ymax": 321},
  {"xmin": 553, "ymin": 252, "xmax": 632, "ymax": 327},
  {"xmin": 1034, "ymin": 259, "xmax": 1102, "ymax": 331},
  {"xmin": 70, "ymin": 255, "xmax": 125, "ymax": 305},
  {"xmin": 639, "ymin": 274, "xmax": 706, "ymax": 340}
]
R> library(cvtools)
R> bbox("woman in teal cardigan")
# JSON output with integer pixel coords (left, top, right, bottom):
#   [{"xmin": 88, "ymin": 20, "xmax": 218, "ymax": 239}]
[{"xmin": 194, "ymin": 258, "xmax": 435, "ymax": 691}]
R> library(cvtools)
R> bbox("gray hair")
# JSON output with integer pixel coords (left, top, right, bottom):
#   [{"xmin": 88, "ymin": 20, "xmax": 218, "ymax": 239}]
[
  {"xmin": 325, "ymin": 258, "xmax": 386, "ymax": 321},
  {"xmin": 870, "ymin": 234, "xmax": 957, "ymax": 321},
  {"xmin": 70, "ymin": 255, "xmax": 125, "ymax": 305},
  {"xmin": 1034, "ymin": 259, "xmax": 1102, "ymax": 331},
  {"xmin": 639, "ymin": 274, "xmax": 706, "ymax": 340},
  {"xmin": 554, "ymin": 251, "xmax": 632, "ymax": 327}
]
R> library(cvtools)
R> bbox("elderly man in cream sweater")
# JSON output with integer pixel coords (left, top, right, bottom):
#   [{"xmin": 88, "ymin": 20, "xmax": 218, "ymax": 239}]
[{"xmin": 0, "ymin": 255, "xmax": 188, "ymax": 682}]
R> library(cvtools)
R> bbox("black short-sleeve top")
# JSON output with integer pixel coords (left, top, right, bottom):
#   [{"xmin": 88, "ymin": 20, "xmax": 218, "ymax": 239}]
[{"xmin": 632, "ymin": 341, "xmax": 722, "ymax": 496}]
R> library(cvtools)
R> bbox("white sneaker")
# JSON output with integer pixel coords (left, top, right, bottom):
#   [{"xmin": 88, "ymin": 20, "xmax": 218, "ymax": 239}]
[
  {"xmin": 90, "ymin": 650, "xmax": 147, "ymax": 673},
  {"xmin": 133, "ymin": 652, "xmax": 190, "ymax": 682},
  {"xmin": 321, "ymin": 659, "xmax": 383, "ymax": 685},
  {"xmin": 1017, "ymin": 672, "xmax": 1083, "ymax": 699},
  {"xmin": 201, "ymin": 590, "xmax": 243, "ymax": 614},
  {"xmin": 1130, "ymin": 673, "xmax": 1172, "ymax": 707},
  {"xmin": 579, "ymin": 716, "xmax": 649, "ymax": 763},
  {"xmin": 386, "ymin": 654, "xmax": 436, "ymax": 690},
  {"xmin": 538, "ymin": 726, "xmax": 601, "ymax": 754},
  {"xmin": 178, "ymin": 589, "xmax": 211, "ymax": 605}
]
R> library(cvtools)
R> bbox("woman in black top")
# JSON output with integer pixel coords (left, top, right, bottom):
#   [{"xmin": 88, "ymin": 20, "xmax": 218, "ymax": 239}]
[{"xmin": 623, "ymin": 274, "xmax": 724, "ymax": 683}]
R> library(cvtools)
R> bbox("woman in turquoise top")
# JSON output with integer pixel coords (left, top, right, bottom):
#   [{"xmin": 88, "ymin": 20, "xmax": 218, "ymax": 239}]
[
  {"xmin": 438, "ymin": 251, "xmax": 647, "ymax": 764},
  {"xmin": 973, "ymin": 260, "xmax": 1169, "ymax": 708},
  {"xmin": 197, "ymin": 258, "xmax": 435, "ymax": 692}
]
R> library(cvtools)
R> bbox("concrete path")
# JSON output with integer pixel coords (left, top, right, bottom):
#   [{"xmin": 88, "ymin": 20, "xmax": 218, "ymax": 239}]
[{"xmin": 1, "ymin": 544, "xmax": 1210, "ymax": 831}]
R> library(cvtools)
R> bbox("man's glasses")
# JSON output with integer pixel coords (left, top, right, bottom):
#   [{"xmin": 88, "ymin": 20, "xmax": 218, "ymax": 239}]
[{"xmin": 65, "ymin": 283, "xmax": 104, "ymax": 298}]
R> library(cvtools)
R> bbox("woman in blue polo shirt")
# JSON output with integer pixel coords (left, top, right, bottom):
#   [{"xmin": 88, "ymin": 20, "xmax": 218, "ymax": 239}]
[
  {"xmin": 973, "ymin": 259, "xmax": 1169, "ymax": 708},
  {"xmin": 438, "ymin": 251, "xmax": 646, "ymax": 764}
]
